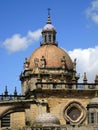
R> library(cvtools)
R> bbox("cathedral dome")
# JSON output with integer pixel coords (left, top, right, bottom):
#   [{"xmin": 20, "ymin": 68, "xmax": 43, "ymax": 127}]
[
  {"xmin": 28, "ymin": 44, "xmax": 73, "ymax": 70},
  {"xmin": 27, "ymin": 13, "xmax": 73, "ymax": 71},
  {"xmin": 33, "ymin": 113, "xmax": 60, "ymax": 126}
]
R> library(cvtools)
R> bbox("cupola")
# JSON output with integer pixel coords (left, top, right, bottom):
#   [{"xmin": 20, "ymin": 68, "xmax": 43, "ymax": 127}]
[{"xmin": 41, "ymin": 9, "xmax": 57, "ymax": 46}]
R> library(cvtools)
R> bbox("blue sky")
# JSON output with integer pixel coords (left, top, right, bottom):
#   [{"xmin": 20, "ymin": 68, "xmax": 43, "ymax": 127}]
[{"xmin": 0, "ymin": 0, "xmax": 98, "ymax": 94}]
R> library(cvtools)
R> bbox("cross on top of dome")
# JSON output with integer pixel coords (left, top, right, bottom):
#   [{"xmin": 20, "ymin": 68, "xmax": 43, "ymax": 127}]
[
  {"xmin": 46, "ymin": 8, "xmax": 52, "ymax": 24},
  {"xmin": 48, "ymin": 8, "xmax": 51, "ymax": 16}
]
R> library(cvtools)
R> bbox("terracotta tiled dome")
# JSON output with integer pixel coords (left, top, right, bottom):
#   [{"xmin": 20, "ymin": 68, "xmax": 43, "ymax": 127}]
[
  {"xmin": 28, "ymin": 44, "xmax": 73, "ymax": 70},
  {"xmin": 28, "ymin": 14, "xmax": 73, "ymax": 70}
]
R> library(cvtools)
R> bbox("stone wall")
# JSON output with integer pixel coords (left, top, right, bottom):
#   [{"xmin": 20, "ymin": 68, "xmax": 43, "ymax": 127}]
[{"xmin": 11, "ymin": 112, "xmax": 25, "ymax": 130}]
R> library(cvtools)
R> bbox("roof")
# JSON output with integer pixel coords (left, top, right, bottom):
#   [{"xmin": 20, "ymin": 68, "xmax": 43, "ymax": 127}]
[
  {"xmin": 33, "ymin": 113, "xmax": 60, "ymax": 126},
  {"xmin": 43, "ymin": 23, "xmax": 55, "ymax": 30},
  {"xmin": 28, "ymin": 44, "xmax": 73, "ymax": 69}
]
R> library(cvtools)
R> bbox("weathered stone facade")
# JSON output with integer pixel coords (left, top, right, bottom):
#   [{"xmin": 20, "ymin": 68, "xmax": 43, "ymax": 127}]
[{"xmin": 0, "ymin": 13, "xmax": 98, "ymax": 130}]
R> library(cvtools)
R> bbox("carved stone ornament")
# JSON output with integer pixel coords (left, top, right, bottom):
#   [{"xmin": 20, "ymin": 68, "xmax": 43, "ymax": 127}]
[
  {"xmin": 61, "ymin": 56, "xmax": 66, "ymax": 69},
  {"xmin": 34, "ymin": 58, "xmax": 39, "ymax": 68},
  {"xmin": 63, "ymin": 101, "xmax": 86, "ymax": 125},
  {"xmin": 24, "ymin": 58, "xmax": 29, "ymax": 70},
  {"xmin": 41, "ymin": 56, "xmax": 46, "ymax": 68},
  {"xmin": 73, "ymin": 58, "xmax": 76, "ymax": 71}
]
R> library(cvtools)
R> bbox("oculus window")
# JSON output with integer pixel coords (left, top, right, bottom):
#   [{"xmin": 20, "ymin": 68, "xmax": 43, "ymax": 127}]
[{"xmin": 63, "ymin": 101, "xmax": 86, "ymax": 125}]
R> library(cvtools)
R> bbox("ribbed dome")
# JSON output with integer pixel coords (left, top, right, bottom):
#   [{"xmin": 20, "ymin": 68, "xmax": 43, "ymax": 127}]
[
  {"xmin": 28, "ymin": 44, "xmax": 73, "ymax": 70},
  {"xmin": 90, "ymin": 97, "xmax": 98, "ymax": 104},
  {"xmin": 33, "ymin": 113, "xmax": 60, "ymax": 126}
]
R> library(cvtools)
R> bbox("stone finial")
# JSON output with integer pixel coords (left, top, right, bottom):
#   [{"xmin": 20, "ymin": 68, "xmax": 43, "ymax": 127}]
[
  {"xmin": 40, "ymin": 56, "xmax": 46, "ymax": 68},
  {"xmin": 72, "ymin": 73, "xmax": 76, "ymax": 83},
  {"xmin": 49, "ymin": 73, "xmax": 53, "ymax": 81},
  {"xmin": 4, "ymin": 86, "xmax": 8, "ymax": 96},
  {"xmin": 73, "ymin": 58, "xmax": 76, "ymax": 71},
  {"xmin": 61, "ymin": 73, "xmax": 64, "ymax": 79},
  {"xmin": 24, "ymin": 58, "xmax": 29, "ymax": 70},
  {"xmin": 95, "ymin": 75, "xmax": 98, "ymax": 83},
  {"xmin": 14, "ymin": 87, "xmax": 17, "ymax": 96},
  {"xmin": 1, "ymin": 93, "xmax": 3, "ymax": 100},
  {"xmin": 83, "ymin": 72, "xmax": 87, "ymax": 83},
  {"xmin": 61, "ymin": 56, "xmax": 66, "ymax": 69}
]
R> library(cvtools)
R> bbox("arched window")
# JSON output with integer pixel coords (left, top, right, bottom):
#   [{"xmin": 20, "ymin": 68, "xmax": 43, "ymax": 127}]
[
  {"xmin": 91, "ymin": 113, "xmax": 94, "ymax": 123},
  {"xmin": 49, "ymin": 34, "xmax": 51, "ymax": 42},
  {"xmin": 88, "ymin": 112, "xmax": 96, "ymax": 124},
  {"xmin": 45, "ymin": 35, "xmax": 47, "ymax": 42},
  {"xmin": 1, "ymin": 114, "xmax": 10, "ymax": 127},
  {"xmin": 53, "ymin": 35, "xmax": 55, "ymax": 42}
]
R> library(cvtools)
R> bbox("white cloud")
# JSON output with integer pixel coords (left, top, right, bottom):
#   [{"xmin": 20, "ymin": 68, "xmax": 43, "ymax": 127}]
[
  {"xmin": 3, "ymin": 29, "xmax": 42, "ymax": 53},
  {"xmin": 68, "ymin": 46, "xmax": 98, "ymax": 82},
  {"xmin": 85, "ymin": 0, "xmax": 98, "ymax": 24}
]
